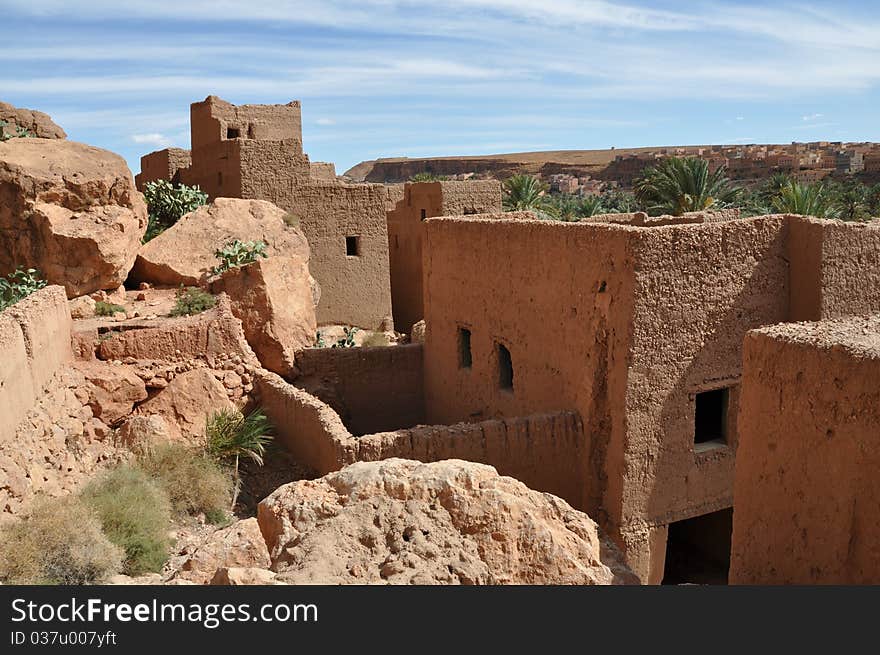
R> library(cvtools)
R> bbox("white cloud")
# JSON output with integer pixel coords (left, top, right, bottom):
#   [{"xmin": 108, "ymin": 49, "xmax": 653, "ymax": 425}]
[
  {"xmin": 315, "ymin": 118, "xmax": 336, "ymax": 126},
  {"xmin": 131, "ymin": 133, "xmax": 174, "ymax": 147},
  {"xmin": 802, "ymin": 113, "xmax": 825, "ymax": 121}
]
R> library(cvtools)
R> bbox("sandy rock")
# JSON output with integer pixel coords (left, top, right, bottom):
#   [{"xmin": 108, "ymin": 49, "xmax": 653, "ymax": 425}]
[
  {"xmin": 68, "ymin": 295, "xmax": 96, "ymax": 319},
  {"xmin": 75, "ymin": 361, "xmax": 148, "ymax": 426},
  {"xmin": 0, "ymin": 139, "xmax": 147, "ymax": 297},
  {"xmin": 176, "ymin": 518, "xmax": 271, "ymax": 584},
  {"xmin": 135, "ymin": 368, "xmax": 234, "ymax": 440},
  {"xmin": 132, "ymin": 198, "xmax": 310, "ymax": 287},
  {"xmin": 0, "ymin": 101, "xmax": 66, "ymax": 139},
  {"xmin": 117, "ymin": 415, "xmax": 177, "ymax": 450},
  {"xmin": 257, "ymin": 459, "xmax": 638, "ymax": 585},
  {"xmin": 211, "ymin": 257, "xmax": 316, "ymax": 376},
  {"xmin": 411, "ymin": 319, "xmax": 426, "ymax": 343},
  {"xmin": 210, "ymin": 567, "xmax": 281, "ymax": 586}
]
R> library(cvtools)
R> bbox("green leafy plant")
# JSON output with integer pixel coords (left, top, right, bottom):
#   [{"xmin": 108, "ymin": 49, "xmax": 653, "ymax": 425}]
[
  {"xmin": 0, "ymin": 496, "xmax": 122, "ymax": 584},
  {"xmin": 94, "ymin": 301, "xmax": 126, "ymax": 317},
  {"xmin": 634, "ymin": 157, "xmax": 741, "ymax": 216},
  {"xmin": 142, "ymin": 180, "xmax": 208, "ymax": 243},
  {"xmin": 138, "ymin": 442, "xmax": 233, "ymax": 525},
  {"xmin": 502, "ymin": 174, "xmax": 553, "ymax": 214},
  {"xmin": 331, "ymin": 326, "xmax": 359, "ymax": 348},
  {"xmin": 0, "ymin": 267, "xmax": 47, "ymax": 312},
  {"xmin": 205, "ymin": 407, "xmax": 274, "ymax": 509},
  {"xmin": 170, "ymin": 286, "xmax": 216, "ymax": 317},
  {"xmin": 770, "ymin": 180, "xmax": 842, "ymax": 219},
  {"xmin": 0, "ymin": 120, "xmax": 32, "ymax": 142},
  {"xmin": 81, "ymin": 465, "xmax": 172, "ymax": 576},
  {"xmin": 409, "ymin": 172, "xmax": 449, "ymax": 182},
  {"xmin": 315, "ymin": 330, "xmax": 326, "ymax": 348},
  {"xmin": 211, "ymin": 240, "xmax": 269, "ymax": 276}
]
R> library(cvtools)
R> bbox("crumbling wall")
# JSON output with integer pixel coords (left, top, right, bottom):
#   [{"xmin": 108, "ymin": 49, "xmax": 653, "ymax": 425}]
[
  {"xmin": 309, "ymin": 162, "xmax": 337, "ymax": 182},
  {"xmin": 0, "ymin": 285, "xmax": 72, "ymax": 440},
  {"xmin": 730, "ymin": 316, "xmax": 880, "ymax": 584},
  {"xmin": 254, "ymin": 369, "xmax": 583, "ymax": 501},
  {"xmin": 616, "ymin": 215, "xmax": 790, "ymax": 581},
  {"xmin": 190, "ymin": 96, "xmax": 303, "ymax": 152},
  {"xmin": 135, "ymin": 148, "xmax": 192, "ymax": 191},
  {"xmin": 295, "ymin": 344, "xmax": 425, "ymax": 436},
  {"xmin": 386, "ymin": 181, "xmax": 502, "ymax": 333}
]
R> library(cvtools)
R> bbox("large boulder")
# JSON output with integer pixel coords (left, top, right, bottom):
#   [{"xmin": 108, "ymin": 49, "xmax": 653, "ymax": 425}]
[
  {"xmin": 0, "ymin": 101, "xmax": 66, "ymax": 139},
  {"xmin": 211, "ymin": 257, "xmax": 316, "ymax": 376},
  {"xmin": 257, "ymin": 458, "xmax": 638, "ymax": 585},
  {"xmin": 131, "ymin": 198, "xmax": 310, "ymax": 287},
  {"xmin": 0, "ymin": 139, "xmax": 147, "ymax": 297},
  {"xmin": 74, "ymin": 361, "xmax": 148, "ymax": 427},
  {"xmin": 134, "ymin": 368, "xmax": 233, "ymax": 441}
]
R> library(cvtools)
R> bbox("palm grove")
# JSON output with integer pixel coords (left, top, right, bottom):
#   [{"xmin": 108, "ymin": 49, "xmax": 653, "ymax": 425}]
[{"xmin": 498, "ymin": 157, "xmax": 880, "ymax": 222}]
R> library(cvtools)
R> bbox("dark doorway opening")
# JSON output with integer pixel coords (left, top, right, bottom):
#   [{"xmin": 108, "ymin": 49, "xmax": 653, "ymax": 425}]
[{"xmin": 662, "ymin": 508, "xmax": 733, "ymax": 585}]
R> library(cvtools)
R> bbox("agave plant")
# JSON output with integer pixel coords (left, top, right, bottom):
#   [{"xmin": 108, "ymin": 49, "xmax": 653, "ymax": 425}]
[
  {"xmin": 205, "ymin": 407, "xmax": 273, "ymax": 509},
  {"xmin": 634, "ymin": 157, "xmax": 741, "ymax": 216},
  {"xmin": 771, "ymin": 180, "xmax": 842, "ymax": 219}
]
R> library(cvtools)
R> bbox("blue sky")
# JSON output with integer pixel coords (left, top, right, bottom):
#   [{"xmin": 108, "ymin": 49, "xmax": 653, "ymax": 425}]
[{"xmin": 3, "ymin": 1, "xmax": 880, "ymax": 175}]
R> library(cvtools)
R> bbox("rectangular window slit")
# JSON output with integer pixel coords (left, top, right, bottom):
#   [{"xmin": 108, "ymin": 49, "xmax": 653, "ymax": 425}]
[
  {"xmin": 497, "ymin": 343, "xmax": 513, "ymax": 390},
  {"xmin": 458, "ymin": 328, "xmax": 472, "ymax": 369}
]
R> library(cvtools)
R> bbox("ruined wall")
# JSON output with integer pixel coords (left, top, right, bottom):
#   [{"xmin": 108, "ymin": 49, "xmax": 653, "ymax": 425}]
[
  {"xmin": 387, "ymin": 182, "xmax": 502, "ymax": 333},
  {"xmin": 135, "ymin": 148, "xmax": 192, "ymax": 191},
  {"xmin": 310, "ymin": 162, "xmax": 337, "ymax": 182},
  {"xmin": 190, "ymin": 96, "xmax": 303, "ymax": 152},
  {"xmin": 255, "ymin": 369, "xmax": 583, "ymax": 502},
  {"xmin": 730, "ymin": 316, "xmax": 880, "ymax": 584},
  {"xmin": 0, "ymin": 286, "xmax": 72, "ymax": 440},
  {"xmin": 422, "ymin": 217, "xmax": 638, "ymax": 513},
  {"xmin": 617, "ymin": 216, "xmax": 790, "ymax": 580},
  {"xmin": 294, "ymin": 344, "xmax": 425, "ymax": 436}
]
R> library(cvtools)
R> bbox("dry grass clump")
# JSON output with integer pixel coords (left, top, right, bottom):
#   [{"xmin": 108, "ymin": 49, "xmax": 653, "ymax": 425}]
[
  {"xmin": 139, "ymin": 442, "xmax": 233, "ymax": 525},
  {"xmin": 81, "ymin": 465, "xmax": 172, "ymax": 576},
  {"xmin": 0, "ymin": 496, "xmax": 123, "ymax": 584}
]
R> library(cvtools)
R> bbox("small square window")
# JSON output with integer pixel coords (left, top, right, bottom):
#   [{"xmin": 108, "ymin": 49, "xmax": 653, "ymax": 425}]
[
  {"xmin": 694, "ymin": 388, "xmax": 729, "ymax": 446},
  {"xmin": 458, "ymin": 328, "xmax": 472, "ymax": 369},
  {"xmin": 226, "ymin": 127, "xmax": 240, "ymax": 139},
  {"xmin": 497, "ymin": 343, "xmax": 513, "ymax": 390},
  {"xmin": 346, "ymin": 236, "xmax": 360, "ymax": 257}
]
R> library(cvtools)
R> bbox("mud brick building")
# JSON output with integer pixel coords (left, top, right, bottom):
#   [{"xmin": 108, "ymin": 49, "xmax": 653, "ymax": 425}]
[{"xmin": 137, "ymin": 96, "xmax": 392, "ymax": 330}]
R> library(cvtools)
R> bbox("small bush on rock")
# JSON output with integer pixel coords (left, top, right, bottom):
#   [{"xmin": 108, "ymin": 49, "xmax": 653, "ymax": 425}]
[
  {"xmin": 139, "ymin": 443, "xmax": 233, "ymax": 524},
  {"xmin": 142, "ymin": 180, "xmax": 208, "ymax": 243},
  {"xmin": 0, "ymin": 120, "xmax": 32, "ymax": 141},
  {"xmin": 81, "ymin": 465, "xmax": 172, "ymax": 576},
  {"xmin": 170, "ymin": 286, "xmax": 216, "ymax": 317},
  {"xmin": 0, "ymin": 267, "xmax": 46, "ymax": 312},
  {"xmin": 0, "ymin": 496, "xmax": 123, "ymax": 584},
  {"xmin": 211, "ymin": 240, "xmax": 268, "ymax": 275},
  {"xmin": 94, "ymin": 301, "xmax": 125, "ymax": 317}
]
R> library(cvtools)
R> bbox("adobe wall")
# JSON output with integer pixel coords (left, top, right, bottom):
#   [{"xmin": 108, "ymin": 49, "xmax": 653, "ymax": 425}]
[
  {"xmin": 284, "ymin": 183, "xmax": 393, "ymax": 329},
  {"xmin": 190, "ymin": 96, "xmax": 303, "ymax": 152},
  {"xmin": 309, "ymin": 162, "xmax": 337, "ymax": 182},
  {"xmin": 134, "ymin": 148, "xmax": 192, "ymax": 191},
  {"xmin": 254, "ymin": 369, "xmax": 584, "ymax": 502},
  {"xmin": 294, "ymin": 344, "xmax": 425, "ymax": 436},
  {"xmin": 422, "ymin": 217, "xmax": 638, "ymax": 513},
  {"xmin": 617, "ymin": 215, "xmax": 790, "ymax": 580},
  {"xmin": 0, "ymin": 285, "xmax": 72, "ymax": 440},
  {"xmin": 730, "ymin": 315, "xmax": 880, "ymax": 584},
  {"xmin": 386, "ymin": 181, "xmax": 502, "ymax": 333}
]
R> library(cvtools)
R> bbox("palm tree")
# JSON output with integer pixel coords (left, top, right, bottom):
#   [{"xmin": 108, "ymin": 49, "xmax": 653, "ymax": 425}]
[
  {"xmin": 502, "ymin": 174, "xmax": 551, "ymax": 212},
  {"xmin": 634, "ymin": 157, "xmax": 740, "ymax": 216},
  {"xmin": 771, "ymin": 180, "xmax": 842, "ymax": 218},
  {"xmin": 205, "ymin": 407, "xmax": 273, "ymax": 509}
]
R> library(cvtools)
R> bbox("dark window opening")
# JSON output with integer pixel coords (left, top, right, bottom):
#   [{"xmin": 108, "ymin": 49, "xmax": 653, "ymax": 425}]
[
  {"xmin": 458, "ymin": 328, "xmax": 472, "ymax": 369},
  {"xmin": 598, "ymin": 280, "xmax": 607, "ymax": 292},
  {"xmin": 420, "ymin": 208, "xmax": 427, "ymax": 221},
  {"xmin": 694, "ymin": 387, "xmax": 729, "ymax": 446},
  {"xmin": 217, "ymin": 171, "xmax": 223, "ymax": 187},
  {"xmin": 226, "ymin": 126, "xmax": 240, "ymax": 139},
  {"xmin": 394, "ymin": 235, "xmax": 399, "ymax": 249},
  {"xmin": 247, "ymin": 123, "xmax": 256, "ymax": 139},
  {"xmin": 345, "ymin": 236, "xmax": 360, "ymax": 256},
  {"xmin": 463, "ymin": 208, "xmax": 477, "ymax": 215},
  {"xmin": 497, "ymin": 343, "xmax": 513, "ymax": 390},
  {"xmin": 662, "ymin": 508, "xmax": 733, "ymax": 585}
]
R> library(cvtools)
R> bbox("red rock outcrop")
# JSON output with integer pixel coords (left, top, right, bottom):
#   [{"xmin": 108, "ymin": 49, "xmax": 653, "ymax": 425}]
[
  {"xmin": 0, "ymin": 139, "xmax": 147, "ymax": 297},
  {"xmin": 0, "ymin": 101, "xmax": 66, "ymax": 139}
]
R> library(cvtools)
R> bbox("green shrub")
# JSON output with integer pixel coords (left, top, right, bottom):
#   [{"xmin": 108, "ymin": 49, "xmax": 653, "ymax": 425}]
[
  {"xmin": 0, "ymin": 267, "xmax": 46, "ymax": 312},
  {"xmin": 409, "ymin": 172, "xmax": 448, "ymax": 182},
  {"xmin": 170, "ymin": 286, "xmax": 216, "ymax": 317},
  {"xmin": 0, "ymin": 496, "xmax": 123, "ymax": 584},
  {"xmin": 331, "ymin": 326, "xmax": 359, "ymax": 348},
  {"xmin": 206, "ymin": 407, "xmax": 274, "ymax": 508},
  {"xmin": 142, "ymin": 180, "xmax": 208, "ymax": 243},
  {"xmin": 0, "ymin": 120, "xmax": 32, "ymax": 142},
  {"xmin": 94, "ymin": 301, "xmax": 126, "ymax": 317},
  {"xmin": 211, "ymin": 240, "xmax": 268, "ymax": 276},
  {"xmin": 139, "ymin": 442, "xmax": 233, "ymax": 524},
  {"xmin": 81, "ymin": 465, "xmax": 172, "ymax": 576}
]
